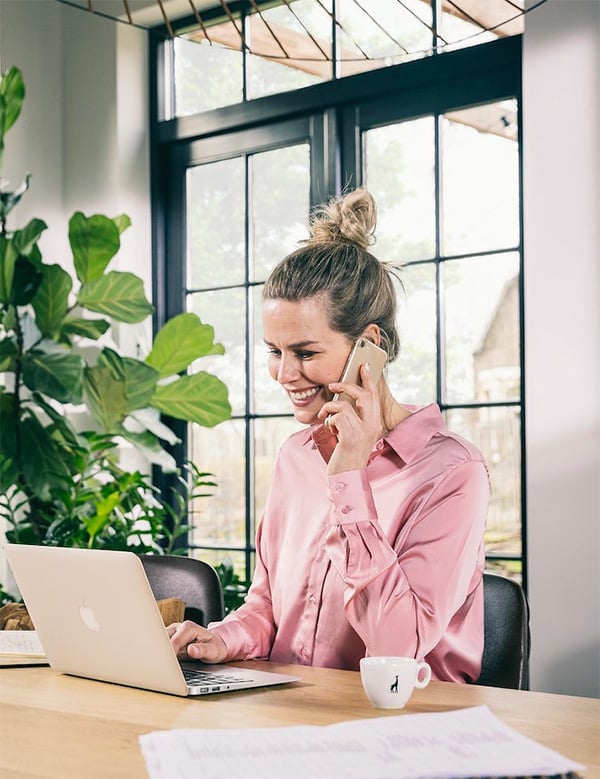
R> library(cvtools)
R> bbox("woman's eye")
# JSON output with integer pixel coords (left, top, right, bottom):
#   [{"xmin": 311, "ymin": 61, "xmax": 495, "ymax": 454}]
[
  {"xmin": 267, "ymin": 349, "xmax": 281, "ymax": 358},
  {"xmin": 297, "ymin": 351, "xmax": 315, "ymax": 360}
]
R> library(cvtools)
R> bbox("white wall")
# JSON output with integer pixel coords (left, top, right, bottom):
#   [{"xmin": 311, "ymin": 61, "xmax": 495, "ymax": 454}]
[
  {"xmin": 0, "ymin": 1, "xmax": 65, "ymax": 260},
  {"xmin": 523, "ymin": 0, "xmax": 600, "ymax": 697},
  {"xmin": 0, "ymin": 1, "xmax": 150, "ymax": 299},
  {"xmin": 0, "ymin": 0, "xmax": 598, "ymax": 697},
  {"xmin": 0, "ymin": 0, "xmax": 151, "ymax": 587}
]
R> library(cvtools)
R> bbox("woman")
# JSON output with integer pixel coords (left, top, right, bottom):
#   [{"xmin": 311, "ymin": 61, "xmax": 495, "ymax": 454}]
[{"xmin": 169, "ymin": 188, "xmax": 489, "ymax": 682}]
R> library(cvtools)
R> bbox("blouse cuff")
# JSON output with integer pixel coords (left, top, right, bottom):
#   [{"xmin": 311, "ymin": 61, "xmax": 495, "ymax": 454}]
[{"xmin": 327, "ymin": 469, "xmax": 377, "ymax": 525}]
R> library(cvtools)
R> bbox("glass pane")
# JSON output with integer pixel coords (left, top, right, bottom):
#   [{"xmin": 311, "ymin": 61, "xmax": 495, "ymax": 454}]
[
  {"xmin": 441, "ymin": 101, "xmax": 519, "ymax": 256},
  {"xmin": 443, "ymin": 253, "xmax": 520, "ymax": 404},
  {"xmin": 168, "ymin": 5, "xmax": 525, "ymax": 117},
  {"xmin": 337, "ymin": 0, "xmax": 432, "ymax": 76},
  {"xmin": 253, "ymin": 416, "xmax": 301, "ymax": 529},
  {"xmin": 252, "ymin": 285, "xmax": 295, "ymax": 416},
  {"xmin": 187, "ymin": 158, "xmax": 245, "ymax": 289},
  {"xmin": 484, "ymin": 559, "xmax": 522, "ymax": 583},
  {"xmin": 365, "ymin": 117, "xmax": 435, "ymax": 263},
  {"xmin": 247, "ymin": 1, "xmax": 331, "ymax": 100},
  {"xmin": 440, "ymin": 4, "xmax": 523, "ymax": 54},
  {"xmin": 386, "ymin": 263, "xmax": 437, "ymax": 405},
  {"xmin": 193, "ymin": 549, "xmax": 249, "ymax": 576},
  {"xmin": 173, "ymin": 35, "xmax": 243, "ymax": 117},
  {"xmin": 189, "ymin": 419, "xmax": 246, "ymax": 548},
  {"xmin": 251, "ymin": 144, "xmax": 310, "ymax": 282},
  {"xmin": 446, "ymin": 406, "xmax": 522, "ymax": 559},
  {"xmin": 188, "ymin": 288, "xmax": 246, "ymax": 416}
]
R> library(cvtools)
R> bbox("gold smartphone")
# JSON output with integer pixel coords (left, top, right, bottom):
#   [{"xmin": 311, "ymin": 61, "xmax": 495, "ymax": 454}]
[{"xmin": 332, "ymin": 338, "xmax": 388, "ymax": 406}]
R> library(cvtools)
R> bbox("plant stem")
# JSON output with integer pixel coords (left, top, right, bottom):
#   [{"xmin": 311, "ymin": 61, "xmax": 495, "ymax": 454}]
[{"xmin": 12, "ymin": 306, "xmax": 24, "ymax": 468}]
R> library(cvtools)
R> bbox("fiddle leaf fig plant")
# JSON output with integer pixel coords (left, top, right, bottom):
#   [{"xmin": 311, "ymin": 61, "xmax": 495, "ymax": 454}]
[{"xmin": 0, "ymin": 66, "xmax": 231, "ymax": 559}]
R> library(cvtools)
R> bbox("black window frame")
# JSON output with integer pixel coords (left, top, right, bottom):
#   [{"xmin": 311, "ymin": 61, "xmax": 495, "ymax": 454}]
[{"xmin": 149, "ymin": 32, "xmax": 526, "ymax": 589}]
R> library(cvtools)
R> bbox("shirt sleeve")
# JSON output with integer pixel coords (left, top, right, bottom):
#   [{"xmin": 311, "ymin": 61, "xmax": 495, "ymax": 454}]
[{"xmin": 324, "ymin": 460, "xmax": 489, "ymax": 660}]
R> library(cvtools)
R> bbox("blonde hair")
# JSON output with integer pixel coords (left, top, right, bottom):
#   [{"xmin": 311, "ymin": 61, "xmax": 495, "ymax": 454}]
[{"xmin": 263, "ymin": 188, "xmax": 402, "ymax": 362}]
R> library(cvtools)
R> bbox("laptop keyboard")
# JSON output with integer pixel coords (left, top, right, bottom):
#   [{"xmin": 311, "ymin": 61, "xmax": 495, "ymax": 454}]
[{"xmin": 182, "ymin": 667, "xmax": 251, "ymax": 687}]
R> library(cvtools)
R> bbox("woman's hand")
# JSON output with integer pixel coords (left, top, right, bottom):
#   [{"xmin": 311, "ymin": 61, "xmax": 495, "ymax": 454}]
[
  {"xmin": 167, "ymin": 620, "xmax": 228, "ymax": 663},
  {"xmin": 318, "ymin": 362, "xmax": 385, "ymax": 474}
]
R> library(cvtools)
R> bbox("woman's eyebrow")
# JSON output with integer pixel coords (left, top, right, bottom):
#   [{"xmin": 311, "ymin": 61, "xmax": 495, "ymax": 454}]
[{"xmin": 264, "ymin": 339, "xmax": 321, "ymax": 350}]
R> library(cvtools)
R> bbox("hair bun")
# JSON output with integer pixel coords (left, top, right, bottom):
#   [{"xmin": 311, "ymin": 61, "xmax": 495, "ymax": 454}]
[{"xmin": 307, "ymin": 188, "xmax": 376, "ymax": 250}]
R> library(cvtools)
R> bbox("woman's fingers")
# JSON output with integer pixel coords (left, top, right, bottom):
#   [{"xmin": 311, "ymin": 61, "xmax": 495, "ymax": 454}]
[{"xmin": 167, "ymin": 620, "xmax": 227, "ymax": 663}]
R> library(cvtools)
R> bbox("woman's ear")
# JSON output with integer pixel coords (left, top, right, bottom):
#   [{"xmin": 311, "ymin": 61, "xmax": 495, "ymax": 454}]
[{"xmin": 361, "ymin": 323, "xmax": 381, "ymax": 346}]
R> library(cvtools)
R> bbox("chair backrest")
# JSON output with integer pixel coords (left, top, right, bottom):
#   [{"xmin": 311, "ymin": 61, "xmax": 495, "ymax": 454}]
[
  {"xmin": 477, "ymin": 572, "xmax": 531, "ymax": 689},
  {"xmin": 139, "ymin": 554, "xmax": 225, "ymax": 627}
]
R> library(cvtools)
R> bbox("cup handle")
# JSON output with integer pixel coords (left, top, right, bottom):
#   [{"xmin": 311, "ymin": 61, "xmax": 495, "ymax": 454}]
[{"xmin": 415, "ymin": 661, "xmax": 432, "ymax": 688}]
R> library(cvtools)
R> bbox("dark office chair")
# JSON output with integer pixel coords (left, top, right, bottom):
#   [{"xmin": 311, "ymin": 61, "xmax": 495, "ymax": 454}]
[
  {"xmin": 139, "ymin": 554, "xmax": 225, "ymax": 627},
  {"xmin": 476, "ymin": 572, "xmax": 531, "ymax": 690}
]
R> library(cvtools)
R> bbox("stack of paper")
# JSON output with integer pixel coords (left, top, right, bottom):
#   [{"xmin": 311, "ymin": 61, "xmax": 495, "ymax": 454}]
[
  {"xmin": 140, "ymin": 705, "xmax": 584, "ymax": 779},
  {"xmin": 0, "ymin": 630, "xmax": 47, "ymax": 666}
]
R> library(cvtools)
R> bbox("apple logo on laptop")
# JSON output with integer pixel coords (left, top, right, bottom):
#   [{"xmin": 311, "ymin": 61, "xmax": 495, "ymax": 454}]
[{"xmin": 79, "ymin": 601, "xmax": 101, "ymax": 632}]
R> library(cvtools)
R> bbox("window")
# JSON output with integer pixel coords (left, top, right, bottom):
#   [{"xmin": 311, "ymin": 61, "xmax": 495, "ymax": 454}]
[
  {"xmin": 151, "ymin": 13, "xmax": 524, "ymax": 588},
  {"xmin": 163, "ymin": 1, "xmax": 525, "ymax": 118}
]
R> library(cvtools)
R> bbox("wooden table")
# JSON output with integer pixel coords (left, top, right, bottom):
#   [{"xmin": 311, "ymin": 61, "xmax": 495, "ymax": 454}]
[{"xmin": 1, "ymin": 660, "xmax": 598, "ymax": 778}]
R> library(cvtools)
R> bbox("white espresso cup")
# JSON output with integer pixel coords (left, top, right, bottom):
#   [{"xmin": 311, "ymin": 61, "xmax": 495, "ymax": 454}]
[{"xmin": 360, "ymin": 656, "xmax": 431, "ymax": 709}]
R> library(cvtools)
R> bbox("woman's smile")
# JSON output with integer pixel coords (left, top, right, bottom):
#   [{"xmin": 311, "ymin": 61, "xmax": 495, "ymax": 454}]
[{"xmin": 288, "ymin": 386, "xmax": 322, "ymax": 402}]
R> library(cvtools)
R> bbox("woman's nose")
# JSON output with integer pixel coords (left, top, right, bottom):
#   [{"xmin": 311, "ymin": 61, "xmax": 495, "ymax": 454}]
[{"xmin": 277, "ymin": 355, "xmax": 300, "ymax": 384}]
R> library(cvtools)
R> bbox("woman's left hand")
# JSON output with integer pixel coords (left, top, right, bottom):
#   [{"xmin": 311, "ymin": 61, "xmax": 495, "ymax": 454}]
[{"xmin": 318, "ymin": 363, "xmax": 385, "ymax": 474}]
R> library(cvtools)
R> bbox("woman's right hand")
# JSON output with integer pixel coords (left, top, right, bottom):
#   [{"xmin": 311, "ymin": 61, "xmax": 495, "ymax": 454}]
[
  {"xmin": 319, "ymin": 362, "xmax": 386, "ymax": 474},
  {"xmin": 167, "ymin": 620, "xmax": 228, "ymax": 663}
]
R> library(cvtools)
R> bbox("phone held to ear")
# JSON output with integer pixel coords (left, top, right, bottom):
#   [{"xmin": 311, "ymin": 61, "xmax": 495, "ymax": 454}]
[
  {"xmin": 332, "ymin": 338, "xmax": 387, "ymax": 406},
  {"xmin": 316, "ymin": 339, "xmax": 387, "ymax": 461}
]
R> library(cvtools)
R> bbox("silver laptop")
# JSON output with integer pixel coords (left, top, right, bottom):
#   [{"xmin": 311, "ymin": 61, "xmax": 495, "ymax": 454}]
[{"xmin": 5, "ymin": 544, "xmax": 300, "ymax": 697}]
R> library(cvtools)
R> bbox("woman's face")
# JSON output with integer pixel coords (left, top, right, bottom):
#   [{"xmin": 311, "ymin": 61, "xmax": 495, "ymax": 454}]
[{"xmin": 263, "ymin": 295, "xmax": 353, "ymax": 426}]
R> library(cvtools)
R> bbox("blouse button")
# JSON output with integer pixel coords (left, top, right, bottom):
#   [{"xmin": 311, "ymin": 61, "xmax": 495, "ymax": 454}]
[
  {"xmin": 335, "ymin": 482, "xmax": 345, "ymax": 492},
  {"xmin": 341, "ymin": 505, "xmax": 352, "ymax": 515}
]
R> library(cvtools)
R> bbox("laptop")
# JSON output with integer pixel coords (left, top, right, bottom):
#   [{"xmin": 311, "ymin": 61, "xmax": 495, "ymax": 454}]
[{"xmin": 4, "ymin": 543, "xmax": 301, "ymax": 697}]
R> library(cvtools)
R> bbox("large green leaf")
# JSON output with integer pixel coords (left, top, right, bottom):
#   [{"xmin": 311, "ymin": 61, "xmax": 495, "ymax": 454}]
[
  {"xmin": 69, "ymin": 212, "xmax": 121, "ymax": 283},
  {"xmin": 150, "ymin": 372, "xmax": 231, "ymax": 427},
  {"xmin": 83, "ymin": 364, "xmax": 129, "ymax": 432},
  {"xmin": 30, "ymin": 392, "xmax": 82, "ymax": 451},
  {"xmin": 113, "ymin": 214, "xmax": 132, "ymax": 235},
  {"xmin": 118, "ymin": 429, "xmax": 177, "ymax": 472},
  {"xmin": 84, "ymin": 491, "xmax": 121, "ymax": 542},
  {"xmin": 119, "ymin": 356, "xmax": 160, "ymax": 410},
  {"xmin": 32, "ymin": 264, "xmax": 72, "ymax": 337},
  {"xmin": 77, "ymin": 271, "xmax": 153, "ymax": 323},
  {"xmin": 99, "ymin": 348, "xmax": 158, "ymax": 411},
  {"xmin": 0, "ymin": 336, "xmax": 17, "ymax": 371},
  {"xmin": 0, "ymin": 66, "xmax": 25, "ymax": 136},
  {"xmin": 0, "ymin": 235, "xmax": 18, "ymax": 304},
  {"xmin": 22, "ymin": 346, "xmax": 84, "ymax": 403},
  {"xmin": 13, "ymin": 218, "xmax": 47, "ymax": 257},
  {"xmin": 0, "ymin": 390, "xmax": 18, "ymax": 489},
  {"xmin": 146, "ymin": 312, "xmax": 225, "ymax": 378},
  {"xmin": 60, "ymin": 316, "xmax": 110, "ymax": 340},
  {"xmin": 124, "ymin": 407, "xmax": 179, "ymax": 445},
  {"xmin": 20, "ymin": 414, "xmax": 72, "ymax": 502},
  {"xmin": 11, "ymin": 256, "xmax": 43, "ymax": 306}
]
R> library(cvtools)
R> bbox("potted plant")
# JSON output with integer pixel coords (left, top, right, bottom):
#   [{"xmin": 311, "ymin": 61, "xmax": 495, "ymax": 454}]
[{"xmin": 0, "ymin": 66, "xmax": 231, "ymax": 600}]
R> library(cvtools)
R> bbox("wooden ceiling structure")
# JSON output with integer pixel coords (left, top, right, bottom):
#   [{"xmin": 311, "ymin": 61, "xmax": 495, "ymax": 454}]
[
  {"xmin": 56, "ymin": 0, "xmax": 534, "ymax": 138},
  {"xmin": 58, "ymin": 1, "xmax": 528, "ymax": 52}
]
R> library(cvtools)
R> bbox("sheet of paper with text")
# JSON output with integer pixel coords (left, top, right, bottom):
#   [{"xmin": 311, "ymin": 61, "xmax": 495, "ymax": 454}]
[{"xmin": 139, "ymin": 705, "xmax": 584, "ymax": 779}]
